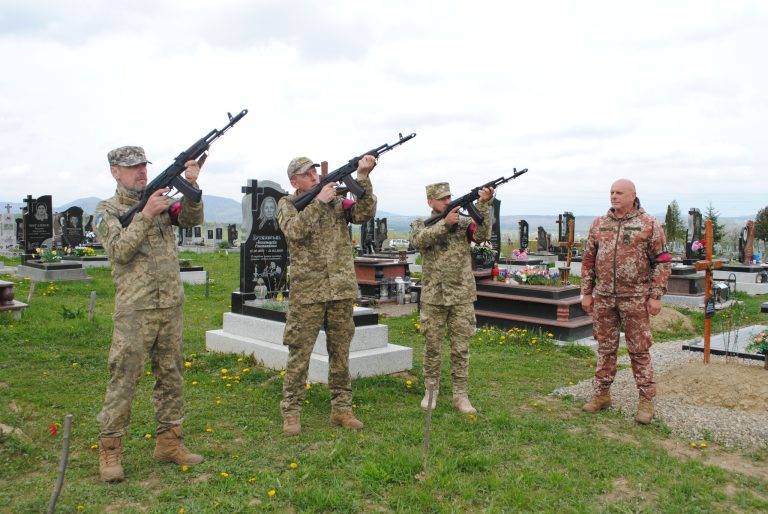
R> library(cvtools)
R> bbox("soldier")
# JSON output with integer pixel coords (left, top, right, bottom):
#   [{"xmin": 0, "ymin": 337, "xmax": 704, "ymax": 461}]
[
  {"xmin": 278, "ymin": 154, "xmax": 377, "ymax": 436},
  {"xmin": 410, "ymin": 183, "xmax": 494, "ymax": 414},
  {"xmin": 95, "ymin": 146, "xmax": 205, "ymax": 482},
  {"xmin": 580, "ymin": 179, "xmax": 671, "ymax": 424}
]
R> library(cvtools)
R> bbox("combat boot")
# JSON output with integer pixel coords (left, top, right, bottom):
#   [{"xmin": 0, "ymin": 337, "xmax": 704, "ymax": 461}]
[
  {"xmin": 153, "ymin": 426, "xmax": 204, "ymax": 465},
  {"xmin": 635, "ymin": 398, "xmax": 654, "ymax": 425},
  {"xmin": 452, "ymin": 394, "xmax": 477, "ymax": 415},
  {"xmin": 98, "ymin": 436, "xmax": 125, "ymax": 483},
  {"xmin": 420, "ymin": 389, "xmax": 439, "ymax": 410},
  {"xmin": 283, "ymin": 415, "xmax": 301, "ymax": 436},
  {"xmin": 582, "ymin": 393, "xmax": 612, "ymax": 413},
  {"xmin": 330, "ymin": 409, "xmax": 364, "ymax": 430}
]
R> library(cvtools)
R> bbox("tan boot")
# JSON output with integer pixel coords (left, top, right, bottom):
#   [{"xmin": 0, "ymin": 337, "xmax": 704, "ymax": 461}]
[
  {"xmin": 283, "ymin": 415, "xmax": 301, "ymax": 436},
  {"xmin": 582, "ymin": 393, "xmax": 612, "ymax": 413},
  {"xmin": 635, "ymin": 398, "xmax": 654, "ymax": 425},
  {"xmin": 330, "ymin": 410, "xmax": 364, "ymax": 430},
  {"xmin": 420, "ymin": 388, "xmax": 439, "ymax": 410},
  {"xmin": 98, "ymin": 436, "xmax": 125, "ymax": 483},
  {"xmin": 153, "ymin": 426, "xmax": 204, "ymax": 465},
  {"xmin": 452, "ymin": 394, "xmax": 477, "ymax": 415}
]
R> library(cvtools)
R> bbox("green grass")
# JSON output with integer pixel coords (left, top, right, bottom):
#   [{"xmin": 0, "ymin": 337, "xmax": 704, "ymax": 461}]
[{"xmin": 1, "ymin": 252, "xmax": 767, "ymax": 512}]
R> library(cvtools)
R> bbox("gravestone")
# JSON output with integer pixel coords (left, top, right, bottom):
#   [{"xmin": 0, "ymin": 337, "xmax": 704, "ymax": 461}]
[
  {"xmin": 236, "ymin": 179, "xmax": 288, "ymax": 303},
  {"xmin": 360, "ymin": 218, "xmax": 375, "ymax": 254},
  {"xmin": 0, "ymin": 204, "xmax": 16, "ymax": 251},
  {"xmin": 685, "ymin": 207, "xmax": 703, "ymax": 261},
  {"xmin": 22, "ymin": 195, "xmax": 53, "ymax": 256},
  {"xmin": 488, "ymin": 198, "xmax": 501, "ymax": 264},
  {"xmin": 227, "ymin": 224, "xmax": 238, "ymax": 246},
  {"xmin": 519, "ymin": 219, "xmax": 529, "ymax": 250},
  {"xmin": 375, "ymin": 218, "xmax": 387, "ymax": 252},
  {"xmin": 60, "ymin": 206, "xmax": 84, "ymax": 247},
  {"xmin": 555, "ymin": 212, "xmax": 575, "ymax": 259},
  {"xmin": 536, "ymin": 226, "xmax": 551, "ymax": 252},
  {"xmin": 15, "ymin": 218, "xmax": 24, "ymax": 246},
  {"xmin": 738, "ymin": 220, "xmax": 756, "ymax": 265}
]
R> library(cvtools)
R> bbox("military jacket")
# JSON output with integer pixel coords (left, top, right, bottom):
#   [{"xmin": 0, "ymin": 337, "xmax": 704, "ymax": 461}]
[
  {"xmin": 96, "ymin": 185, "xmax": 204, "ymax": 312},
  {"xmin": 277, "ymin": 176, "xmax": 376, "ymax": 305},
  {"xmin": 581, "ymin": 207, "xmax": 670, "ymax": 299},
  {"xmin": 410, "ymin": 200, "xmax": 491, "ymax": 306}
]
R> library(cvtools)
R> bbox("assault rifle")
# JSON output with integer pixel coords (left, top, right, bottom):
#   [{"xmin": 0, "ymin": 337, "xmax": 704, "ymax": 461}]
[
  {"xmin": 424, "ymin": 168, "xmax": 528, "ymax": 227},
  {"xmin": 118, "ymin": 109, "xmax": 248, "ymax": 227},
  {"xmin": 292, "ymin": 132, "xmax": 416, "ymax": 211}
]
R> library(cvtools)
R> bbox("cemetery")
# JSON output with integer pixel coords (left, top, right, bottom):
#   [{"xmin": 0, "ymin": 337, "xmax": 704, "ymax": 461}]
[{"xmin": 2, "ymin": 189, "xmax": 768, "ymax": 512}]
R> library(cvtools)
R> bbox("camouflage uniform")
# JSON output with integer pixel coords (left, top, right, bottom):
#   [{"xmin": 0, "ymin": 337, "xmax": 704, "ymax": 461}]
[
  {"xmin": 409, "ymin": 183, "xmax": 491, "ymax": 394},
  {"xmin": 277, "ymin": 157, "xmax": 376, "ymax": 417},
  {"xmin": 96, "ymin": 146, "xmax": 203, "ymax": 437},
  {"xmin": 581, "ymin": 207, "xmax": 670, "ymax": 400}
]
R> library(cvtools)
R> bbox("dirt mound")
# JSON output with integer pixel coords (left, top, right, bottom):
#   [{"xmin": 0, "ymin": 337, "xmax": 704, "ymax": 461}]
[
  {"xmin": 657, "ymin": 360, "xmax": 768, "ymax": 412},
  {"xmin": 651, "ymin": 307, "xmax": 694, "ymax": 334}
]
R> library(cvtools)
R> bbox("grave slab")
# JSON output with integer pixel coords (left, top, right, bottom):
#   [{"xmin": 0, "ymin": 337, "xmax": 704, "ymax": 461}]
[
  {"xmin": 682, "ymin": 324, "xmax": 767, "ymax": 361},
  {"xmin": 206, "ymin": 312, "xmax": 413, "ymax": 383},
  {"xmin": 15, "ymin": 262, "xmax": 90, "ymax": 282}
]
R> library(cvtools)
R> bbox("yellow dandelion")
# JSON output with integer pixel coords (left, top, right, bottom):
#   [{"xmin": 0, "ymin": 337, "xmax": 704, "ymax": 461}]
[
  {"xmin": 90, "ymin": 443, "xmax": 98, "ymax": 449},
  {"xmin": 304, "ymin": 383, "xmax": 311, "ymax": 390},
  {"xmin": 304, "ymin": 400, "xmax": 310, "ymax": 405},
  {"xmin": 690, "ymin": 441, "xmax": 697, "ymax": 448},
  {"xmin": 267, "ymin": 489, "xmax": 276, "ymax": 498},
  {"xmin": 184, "ymin": 361, "xmax": 192, "ymax": 369},
  {"xmin": 237, "ymin": 357, "xmax": 244, "ymax": 362},
  {"xmin": 405, "ymin": 380, "xmax": 413, "ymax": 388},
  {"xmin": 76, "ymin": 506, "xmax": 85, "ymax": 512},
  {"xmin": 220, "ymin": 471, "xmax": 230, "ymax": 478},
  {"xmin": 279, "ymin": 370, "xmax": 286, "ymax": 377},
  {"xmin": 289, "ymin": 461, "xmax": 298, "ymax": 469},
  {"xmin": 205, "ymin": 427, "xmax": 213, "ymax": 433},
  {"xmin": 248, "ymin": 477, "xmax": 257, "ymax": 483},
  {"xmin": 144, "ymin": 433, "xmax": 152, "ymax": 440},
  {"xmin": 191, "ymin": 381, "xmax": 198, "ymax": 385},
  {"xmin": 215, "ymin": 399, "xmax": 222, "ymax": 405},
  {"xmin": 145, "ymin": 371, "xmax": 152, "ymax": 376},
  {"xmin": 547, "ymin": 332, "xmax": 554, "ymax": 337},
  {"xmin": 226, "ymin": 383, "xmax": 232, "ymax": 388},
  {"xmin": 700, "ymin": 441, "xmax": 708, "ymax": 448},
  {"xmin": 468, "ymin": 413, "xmax": 478, "ymax": 422},
  {"xmin": 178, "ymin": 508, "xmax": 186, "ymax": 514},
  {"xmin": 242, "ymin": 368, "xmax": 250, "ymax": 373},
  {"xmin": 221, "ymin": 368, "xmax": 228, "ymax": 374},
  {"xmin": 180, "ymin": 464, "xmax": 189, "ymax": 472}
]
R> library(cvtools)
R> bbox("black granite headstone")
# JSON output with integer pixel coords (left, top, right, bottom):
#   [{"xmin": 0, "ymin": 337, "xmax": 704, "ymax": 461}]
[
  {"xmin": 374, "ymin": 218, "xmax": 388, "ymax": 252},
  {"xmin": 361, "ymin": 218, "xmax": 375, "ymax": 254},
  {"xmin": 536, "ymin": 226, "xmax": 551, "ymax": 252},
  {"xmin": 60, "ymin": 206, "xmax": 84, "ymax": 247},
  {"xmin": 227, "ymin": 224, "xmax": 238, "ymax": 245},
  {"xmin": 519, "ymin": 219, "xmax": 529, "ymax": 250},
  {"xmin": 238, "ymin": 179, "xmax": 288, "ymax": 298},
  {"xmin": 215, "ymin": 227, "xmax": 223, "ymax": 240},
  {"xmin": 15, "ymin": 218, "xmax": 23, "ymax": 245},
  {"xmin": 22, "ymin": 195, "xmax": 53, "ymax": 253},
  {"xmin": 489, "ymin": 198, "xmax": 501, "ymax": 264}
]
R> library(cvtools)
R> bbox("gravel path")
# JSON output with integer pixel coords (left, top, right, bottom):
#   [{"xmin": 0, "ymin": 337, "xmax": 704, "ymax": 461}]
[{"xmin": 553, "ymin": 339, "xmax": 768, "ymax": 449}]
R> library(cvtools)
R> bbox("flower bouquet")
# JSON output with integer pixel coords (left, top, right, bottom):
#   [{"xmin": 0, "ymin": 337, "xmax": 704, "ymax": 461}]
[
  {"xmin": 747, "ymin": 329, "xmax": 768, "ymax": 369},
  {"xmin": 35, "ymin": 247, "xmax": 62, "ymax": 263},
  {"xmin": 511, "ymin": 249, "xmax": 528, "ymax": 261},
  {"xmin": 510, "ymin": 265, "xmax": 560, "ymax": 286},
  {"xmin": 471, "ymin": 241, "xmax": 496, "ymax": 269}
]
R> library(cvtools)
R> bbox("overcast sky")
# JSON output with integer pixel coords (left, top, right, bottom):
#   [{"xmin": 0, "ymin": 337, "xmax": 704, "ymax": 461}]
[{"xmin": 1, "ymin": 1, "xmax": 766, "ymax": 216}]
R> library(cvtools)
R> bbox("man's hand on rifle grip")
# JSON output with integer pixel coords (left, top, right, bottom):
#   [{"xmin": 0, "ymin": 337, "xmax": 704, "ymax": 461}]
[{"xmin": 142, "ymin": 188, "xmax": 172, "ymax": 219}]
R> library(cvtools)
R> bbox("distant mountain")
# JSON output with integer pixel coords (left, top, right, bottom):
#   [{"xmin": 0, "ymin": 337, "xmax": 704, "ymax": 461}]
[{"xmin": 1, "ymin": 195, "xmax": 244, "ymax": 223}]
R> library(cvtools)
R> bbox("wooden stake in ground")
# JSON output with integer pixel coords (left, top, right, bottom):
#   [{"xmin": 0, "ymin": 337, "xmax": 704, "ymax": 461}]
[
  {"xmin": 558, "ymin": 218, "xmax": 575, "ymax": 285},
  {"xmin": 694, "ymin": 219, "xmax": 723, "ymax": 364},
  {"xmin": 87, "ymin": 291, "xmax": 97, "ymax": 321},
  {"xmin": 46, "ymin": 414, "xmax": 73, "ymax": 514},
  {"xmin": 27, "ymin": 281, "xmax": 36, "ymax": 303},
  {"xmin": 421, "ymin": 385, "xmax": 435, "ymax": 477}
]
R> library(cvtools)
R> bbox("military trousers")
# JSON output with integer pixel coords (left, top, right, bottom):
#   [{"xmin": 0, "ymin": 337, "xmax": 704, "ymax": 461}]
[
  {"xmin": 280, "ymin": 299, "xmax": 355, "ymax": 417},
  {"xmin": 97, "ymin": 306, "xmax": 185, "ymax": 437},
  {"xmin": 420, "ymin": 302, "xmax": 475, "ymax": 394},
  {"xmin": 592, "ymin": 294, "xmax": 656, "ymax": 399}
]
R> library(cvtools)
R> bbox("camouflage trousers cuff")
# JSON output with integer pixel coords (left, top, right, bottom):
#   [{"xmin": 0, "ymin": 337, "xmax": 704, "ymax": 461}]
[{"xmin": 156, "ymin": 420, "xmax": 183, "ymax": 435}]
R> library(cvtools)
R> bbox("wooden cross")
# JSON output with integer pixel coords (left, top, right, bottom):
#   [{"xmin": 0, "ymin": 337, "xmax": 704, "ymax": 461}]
[
  {"xmin": 557, "ymin": 218, "xmax": 575, "ymax": 285},
  {"xmin": 694, "ymin": 219, "xmax": 723, "ymax": 364}
]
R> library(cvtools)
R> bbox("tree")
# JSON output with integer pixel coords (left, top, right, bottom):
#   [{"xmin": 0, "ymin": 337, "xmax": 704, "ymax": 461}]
[
  {"xmin": 664, "ymin": 200, "xmax": 684, "ymax": 242},
  {"xmin": 704, "ymin": 202, "xmax": 726, "ymax": 243},
  {"xmin": 755, "ymin": 206, "xmax": 768, "ymax": 253}
]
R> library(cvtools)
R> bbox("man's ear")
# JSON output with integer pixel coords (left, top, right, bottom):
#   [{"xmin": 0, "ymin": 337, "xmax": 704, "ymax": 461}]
[
  {"xmin": 289, "ymin": 176, "xmax": 299, "ymax": 190},
  {"xmin": 110, "ymin": 165, "xmax": 119, "ymax": 180}
]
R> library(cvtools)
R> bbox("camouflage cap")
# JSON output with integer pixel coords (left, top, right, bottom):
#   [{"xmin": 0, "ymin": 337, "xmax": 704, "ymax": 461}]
[
  {"xmin": 287, "ymin": 156, "xmax": 319, "ymax": 179},
  {"xmin": 107, "ymin": 146, "xmax": 152, "ymax": 166},
  {"xmin": 426, "ymin": 182, "xmax": 451, "ymax": 200}
]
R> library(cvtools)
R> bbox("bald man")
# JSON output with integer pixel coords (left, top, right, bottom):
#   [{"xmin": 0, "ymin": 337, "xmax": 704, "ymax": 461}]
[{"xmin": 580, "ymin": 179, "xmax": 671, "ymax": 424}]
